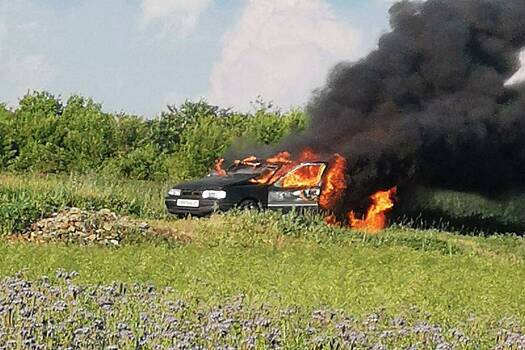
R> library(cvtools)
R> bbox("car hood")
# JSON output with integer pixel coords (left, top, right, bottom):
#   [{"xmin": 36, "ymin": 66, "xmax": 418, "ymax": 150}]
[{"xmin": 172, "ymin": 174, "xmax": 258, "ymax": 191}]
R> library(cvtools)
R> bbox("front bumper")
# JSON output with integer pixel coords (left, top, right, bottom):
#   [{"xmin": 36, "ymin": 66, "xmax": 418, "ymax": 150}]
[{"xmin": 165, "ymin": 197, "xmax": 236, "ymax": 217}]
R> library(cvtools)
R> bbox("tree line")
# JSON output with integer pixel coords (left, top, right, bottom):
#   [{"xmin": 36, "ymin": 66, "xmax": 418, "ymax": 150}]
[{"xmin": 0, "ymin": 92, "xmax": 306, "ymax": 181}]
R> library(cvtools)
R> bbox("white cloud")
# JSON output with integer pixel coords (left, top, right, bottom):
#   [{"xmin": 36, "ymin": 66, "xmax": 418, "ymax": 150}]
[
  {"xmin": 140, "ymin": 0, "xmax": 213, "ymax": 37},
  {"xmin": 208, "ymin": 0, "xmax": 364, "ymax": 111}
]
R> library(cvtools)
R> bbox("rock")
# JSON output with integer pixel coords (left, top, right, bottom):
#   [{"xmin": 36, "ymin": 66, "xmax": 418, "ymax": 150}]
[
  {"xmin": 69, "ymin": 214, "xmax": 81, "ymax": 222},
  {"xmin": 18, "ymin": 208, "xmax": 153, "ymax": 246},
  {"xmin": 69, "ymin": 208, "xmax": 81, "ymax": 215},
  {"xmin": 98, "ymin": 209, "xmax": 112, "ymax": 216}
]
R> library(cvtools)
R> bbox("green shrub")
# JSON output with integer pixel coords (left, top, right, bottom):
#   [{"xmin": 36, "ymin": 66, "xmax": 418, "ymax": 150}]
[
  {"xmin": 58, "ymin": 95, "xmax": 117, "ymax": 172},
  {"xmin": 102, "ymin": 144, "xmax": 168, "ymax": 181},
  {"xmin": 0, "ymin": 92, "xmax": 308, "ymax": 181},
  {"xmin": 0, "ymin": 104, "xmax": 15, "ymax": 167}
]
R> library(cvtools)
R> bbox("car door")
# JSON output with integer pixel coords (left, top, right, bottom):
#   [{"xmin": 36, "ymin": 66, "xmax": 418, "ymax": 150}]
[{"xmin": 267, "ymin": 162, "xmax": 327, "ymax": 212}]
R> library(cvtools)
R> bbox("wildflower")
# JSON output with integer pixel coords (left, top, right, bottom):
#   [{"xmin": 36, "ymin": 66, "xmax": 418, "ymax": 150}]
[
  {"xmin": 245, "ymin": 335, "xmax": 256, "ymax": 349},
  {"xmin": 435, "ymin": 342, "xmax": 453, "ymax": 350},
  {"xmin": 371, "ymin": 343, "xmax": 387, "ymax": 350},
  {"xmin": 52, "ymin": 301, "xmax": 67, "ymax": 312},
  {"xmin": 391, "ymin": 316, "xmax": 406, "ymax": 327}
]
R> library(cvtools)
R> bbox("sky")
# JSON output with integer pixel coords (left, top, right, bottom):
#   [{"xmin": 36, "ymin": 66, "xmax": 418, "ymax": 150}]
[{"xmin": 1, "ymin": 0, "xmax": 413, "ymax": 116}]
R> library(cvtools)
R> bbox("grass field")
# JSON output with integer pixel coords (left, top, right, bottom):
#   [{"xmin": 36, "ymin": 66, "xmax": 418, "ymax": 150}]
[{"xmin": 1, "ymin": 173, "xmax": 524, "ymax": 348}]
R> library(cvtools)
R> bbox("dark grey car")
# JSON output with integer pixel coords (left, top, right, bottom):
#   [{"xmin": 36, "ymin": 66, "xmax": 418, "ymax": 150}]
[{"xmin": 165, "ymin": 161, "xmax": 327, "ymax": 216}]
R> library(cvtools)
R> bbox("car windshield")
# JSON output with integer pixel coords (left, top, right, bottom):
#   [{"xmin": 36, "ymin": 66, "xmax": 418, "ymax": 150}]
[
  {"xmin": 227, "ymin": 165, "xmax": 263, "ymax": 175},
  {"xmin": 229, "ymin": 163, "xmax": 279, "ymax": 175},
  {"xmin": 210, "ymin": 162, "xmax": 280, "ymax": 178}
]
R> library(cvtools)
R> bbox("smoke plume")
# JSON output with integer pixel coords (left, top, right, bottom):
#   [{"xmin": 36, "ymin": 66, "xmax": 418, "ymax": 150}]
[{"xmin": 280, "ymin": 0, "xmax": 525, "ymax": 205}]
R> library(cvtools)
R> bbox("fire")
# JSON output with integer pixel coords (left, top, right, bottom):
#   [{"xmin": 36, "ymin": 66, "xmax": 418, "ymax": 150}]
[
  {"xmin": 324, "ymin": 214, "xmax": 339, "ymax": 226},
  {"xmin": 235, "ymin": 156, "xmax": 259, "ymax": 167},
  {"xmin": 214, "ymin": 158, "xmax": 227, "ymax": 176},
  {"xmin": 266, "ymin": 152, "xmax": 292, "ymax": 165},
  {"xmin": 280, "ymin": 163, "xmax": 324, "ymax": 188},
  {"xmin": 297, "ymin": 148, "xmax": 321, "ymax": 162},
  {"xmin": 214, "ymin": 149, "xmax": 397, "ymax": 232},
  {"xmin": 249, "ymin": 169, "xmax": 275, "ymax": 185},
  {"xmin": 348, "ymin": 187, "xmax": 397, "ymax": 232},
  {"xmin": 319, "ymin": 154, "xmax": 347, "ymax": 211},
  {"xmin": 249, "ymin": 149, "xmax": 313, "ymax": 185},
  {"xmin": 248, "ymin": 152, "xmax": 293, "ymax": 185},
  {"xmin": 247, "ymin": 150, "xmax": 349, "ymax": 212}
]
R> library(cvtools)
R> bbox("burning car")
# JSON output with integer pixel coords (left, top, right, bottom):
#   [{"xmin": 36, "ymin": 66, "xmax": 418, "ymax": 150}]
[
  {"xmin": 165, "ymin": 155, "xmax": 329, "ymax": 217},
  {"xmin": 165, "ymin": 150, "xmax": 397, "ymax": 232}
]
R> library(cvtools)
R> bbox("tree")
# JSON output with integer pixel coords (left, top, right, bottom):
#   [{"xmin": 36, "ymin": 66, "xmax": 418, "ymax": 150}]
[
  {"xmin": 9, "ymin": 91, "xmax": 64, "ymax": 172},
  {"xmin": 58, "ymin": 95, "xmax": 117, "ymax": 171},
  {"xmin": 0, "ymin": 104, "xmax": 15, "ymax": 168},
  {"xmin": 150, "ymin": 100, "xmax": 231, "ymax": 154}
]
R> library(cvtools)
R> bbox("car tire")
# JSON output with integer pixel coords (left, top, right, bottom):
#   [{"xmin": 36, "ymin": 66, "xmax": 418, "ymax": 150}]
[{"xmin": 238, "ymin": 199, "xmax": 261, "ymax": 211}]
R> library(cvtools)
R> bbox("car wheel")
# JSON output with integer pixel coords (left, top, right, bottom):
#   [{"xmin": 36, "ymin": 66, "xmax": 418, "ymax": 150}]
[{"xmin": 238, "ymin": 199, "xmax": 261, "ymax": 211}]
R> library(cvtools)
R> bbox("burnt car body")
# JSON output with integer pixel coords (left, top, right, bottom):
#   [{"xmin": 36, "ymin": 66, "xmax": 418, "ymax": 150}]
[{"xmin": 165, "ymin": 160, "xmax": 327, "ymax": 216}]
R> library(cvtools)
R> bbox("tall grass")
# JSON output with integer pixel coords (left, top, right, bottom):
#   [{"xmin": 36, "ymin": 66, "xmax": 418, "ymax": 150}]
[
  {"xmin": 395, "ymin": 186, "xmax": 525, "ymax": 235},
  {"xmin": 2, "ymin": 172, "xmax": 525, "ymax": 236},
  {"xmin": 0, "ymin": 173, "xmax": 171, "ymax": 234}
]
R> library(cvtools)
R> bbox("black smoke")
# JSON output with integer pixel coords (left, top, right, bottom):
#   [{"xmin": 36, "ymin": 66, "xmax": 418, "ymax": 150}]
[{"xmin": 280, "ymin": 0, "xmax": 525, "ymax": 206}]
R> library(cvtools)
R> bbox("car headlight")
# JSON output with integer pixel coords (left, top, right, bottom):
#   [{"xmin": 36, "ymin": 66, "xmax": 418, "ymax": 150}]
[
  {"xmin": 168, "ymin": 188, "xmax": 182, "ymax": 196},
  {"xmin": 202, "ymin": 190, "xmax": 226, "ymax": 199}
]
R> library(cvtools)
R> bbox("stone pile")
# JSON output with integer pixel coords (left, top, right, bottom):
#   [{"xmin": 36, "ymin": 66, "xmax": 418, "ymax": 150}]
[{"xmin": 18, "ymin": 208, "xmax": 150, "ymax": 246}]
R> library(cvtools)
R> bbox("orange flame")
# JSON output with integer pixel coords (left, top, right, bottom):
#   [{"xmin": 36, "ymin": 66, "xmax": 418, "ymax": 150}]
[
  {"xmin": 249, "ymin": 170, "xmax": 275, "ymax": 185},
  {"xmin": 215, "ymin": 150, "xmax": 397, "ymax": 232},
  {"xmin": 235, "ymin": 156, "xmax": 259, "ymax": 168},
  {"xmin": 298, "ymin": 148, "xmax": 321, "ymax": 162},
  {"xmin": 319, "ymin": 154, "xmax": 347, "ymax": 211},
  {"xmin": 324, "ymin": 214, "xmax": 339, "ymax": 226},
  {"xmin": 266, "ymin": 152, "xmax": 292, "ymax": 165},
  {"xmin": 214, "ymin": 158, "xmax": 227, "ymax": 177},
  {"xmin": 280, "ymin": 163, "xmax": 325, "ymax": 188},
  {"xmin": 348, "ymin": 187, "xmax": 397, "ymax": 232},
  {"xmin": 250, "ymin": 149, "xmax": 315, "ymax": 185}
]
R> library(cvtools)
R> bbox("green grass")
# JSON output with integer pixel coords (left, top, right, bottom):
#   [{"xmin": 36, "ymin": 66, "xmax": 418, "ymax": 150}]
[
  {"xmin": 0, "ymin": 172, "xmax": 171, "ymax": 234},
  {"xmin": 0, "ymin": 172, "xmax": 170, "ymax": 214},
  {"xmin": 1, "ymin": 213, "xmax": 524, "ymax": 327},
  {"xmin": 1, "ymin": 172, "xmax": 524, "ymax": 346},
  {"xmin": 2, "ymin": 172, "xmax": 524, "ymax": 236},
  {"xmin": 396, "ymin": 186, "xmax": 525, "ymax": 234}
]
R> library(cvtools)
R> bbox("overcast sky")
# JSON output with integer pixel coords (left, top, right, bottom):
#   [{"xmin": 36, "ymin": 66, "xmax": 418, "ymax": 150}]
[{"xmin": 0, "ymin": 0, "xmax": 395, "ymax": 116}]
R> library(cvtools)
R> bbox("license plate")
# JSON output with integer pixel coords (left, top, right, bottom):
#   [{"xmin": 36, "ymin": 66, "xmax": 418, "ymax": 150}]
[{"xmin": 176, "ymin": 199, "xmax": 199, "ymax": 208}]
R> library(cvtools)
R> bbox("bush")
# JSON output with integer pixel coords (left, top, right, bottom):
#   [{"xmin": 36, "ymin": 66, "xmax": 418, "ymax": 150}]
[
  {"xmin": 102, "ymin": 144, "xmax": 167, "ymax": 181},
  {"xmin": 0, "ymin": 92, "xmax": 308, "ymax": 181},
  {"xmin": 58, "ymin": 95, "xmax": 118, "ymax": 172},
  {"xmin": 0, "ymin": 105, "xmax": 16, "ymax": 167},
  {"xmin": 7, "ymin": 92, "xmax": 63, "ymax": 172}
]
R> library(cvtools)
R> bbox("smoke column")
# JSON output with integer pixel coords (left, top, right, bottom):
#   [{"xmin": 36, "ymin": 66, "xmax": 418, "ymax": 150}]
[{"xmin": 279, "ymin": 0, "xmax": 525, "ymax": 206}]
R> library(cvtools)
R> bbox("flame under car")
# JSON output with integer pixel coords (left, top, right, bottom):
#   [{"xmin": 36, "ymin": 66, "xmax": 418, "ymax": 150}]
[{"xmin": 165, "ymin": 160, "xmax": 328, "ymax": 216}]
